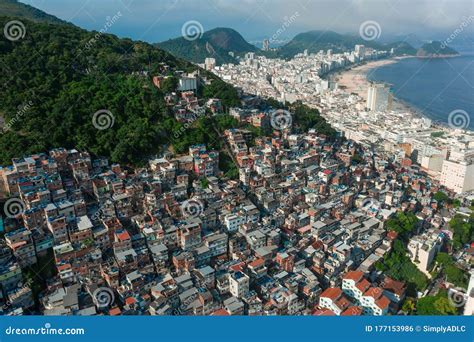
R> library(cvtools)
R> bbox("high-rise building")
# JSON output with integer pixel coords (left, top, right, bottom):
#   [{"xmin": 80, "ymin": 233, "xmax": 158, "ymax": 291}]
[
  {"xmin": 366, "ymin": 83, "xmax": 392, "ymax": 111},
  {"xmin": 262, "ymin": 39, "xmax": 270, "ymax": 51},
  {"xmin": 204, "ymin": 58, "xmax": 216, "ymax": 71},
  {"xmin": 355, "ymin": 44, "xmax": 366, "ymax": 57},
  {"xmin": 440, "ymin": 157, "xmax": 474, "ymax": 194},
  {"xmin": 407, "ymin": 232, "xmax": 442, "ymax": 276}
]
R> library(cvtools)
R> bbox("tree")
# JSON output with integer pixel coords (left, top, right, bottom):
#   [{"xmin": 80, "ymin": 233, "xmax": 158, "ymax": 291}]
[
  {"xmin": 160, "ymin": 76, "xmax": 179, "ymax": 93},
  {"xmin": 433, "ymin": 191, "xmax": 449, "ymax": 204},
  {"xmin": 401, "ymin": 298, "xmax": 416, "ymax": 314},
  {"xmin": 386, "ymin": 211, "xmax": 419, "ymax": 239},
  {"xmin": 449, "ymin": 214, "xmax": 473, "ymax": 250},
  {"xmin": 200, "ymin": 178, "xmax": 209, "ymax": 189},
  {"xmin": 435, "ymin": 252, "xmax": 452, "ymax": 266},
  {"xmin": 376, "ymin": 238, "xmax": 428, "ymax": 294},
  {"xmin": 416, "ymin": 291, "xmax": 457, "ymax": 315},
  {"xmin": 202, "ymin": 79, "xmax": 240, "ymax": 109}
]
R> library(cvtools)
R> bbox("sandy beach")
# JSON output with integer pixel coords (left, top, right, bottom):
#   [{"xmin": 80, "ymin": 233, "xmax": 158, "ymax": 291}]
[{"xmin": 335, "ymin": 57, "xmax": 415, "ymax": 112}]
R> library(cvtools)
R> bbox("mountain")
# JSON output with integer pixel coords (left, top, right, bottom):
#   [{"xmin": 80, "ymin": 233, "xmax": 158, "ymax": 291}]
[
  {"xmin": 278, "ymin": 30, "xmax": 417, "ymax": 58},
  {"xmin": 416, "ymin": 41, "xmax": 459, "ymax": 58},
  {"xmin": 385, "ymin": 33, "xmax": 424, "ymax": 48},
  {"xmin": 384, "ymin": 41, "xmax": 417, "ymax": 56},
  {"xmin": 278, "ymin": 30, "xmax": 366, "ymax": 58},
  {"xmin": 157, "ymin": 27, "xmax": 259, "ymax": 65},
  {"xmin": 0, "ymin": 0, "xmax": 69, "ymax": 25}
]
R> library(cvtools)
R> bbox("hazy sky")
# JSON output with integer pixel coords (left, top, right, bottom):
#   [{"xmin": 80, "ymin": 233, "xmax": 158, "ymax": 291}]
[{"xmin": 21, "ymin": 0, "xmax": 474, "ymax": 43}]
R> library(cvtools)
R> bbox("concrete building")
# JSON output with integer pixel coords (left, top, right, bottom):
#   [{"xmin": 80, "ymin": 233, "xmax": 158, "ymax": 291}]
[
  {"xmin": 229, "ymin": 271, "xmax": 249, "ymax": 298},
  {"xmin": 366, "ymin": 83, "xmax": 392, "ymax": 112},
  {"xmin": 407, "ymin": 232, "xmax": 443, "ymax": 275},
  {"xmin": 440, "ymin": 158, "xmax": 474, "ymax": 194}
]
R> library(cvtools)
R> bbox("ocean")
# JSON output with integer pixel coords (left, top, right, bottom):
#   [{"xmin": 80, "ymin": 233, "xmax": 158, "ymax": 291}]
[{"xmin": 366, "ymin": 55, "xmax": 474, "ymax": 130}]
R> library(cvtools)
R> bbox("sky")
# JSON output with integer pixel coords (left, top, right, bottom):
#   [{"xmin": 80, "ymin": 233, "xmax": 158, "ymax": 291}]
[{"xmin": 21, "ymin": 0, "xmax": 474, "ymax": 45}]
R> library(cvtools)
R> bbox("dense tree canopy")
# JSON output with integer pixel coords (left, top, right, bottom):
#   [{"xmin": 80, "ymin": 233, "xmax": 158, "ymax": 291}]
[
  {"xmin": 376, "ymin": 239, "xmax": 428, "ymax": 295},
  {"xmin": 386, "ymin": 211, "xmax": 419, "ymax": 239},
  {"xmin": 449, "ymin": 214, "xmax": 474, "ymax": 250},
  {"xmin": 0, "ymin": 16, "xmax": 193, "ymax": 165},
  {"xmin": 416, "ymin": 290, "xmax": 458, "ymax": 315}
]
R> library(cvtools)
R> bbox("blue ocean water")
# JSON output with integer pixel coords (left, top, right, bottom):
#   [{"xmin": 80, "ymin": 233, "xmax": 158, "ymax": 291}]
[{"xmin": 366, "ymin": 55, "xmax": 474, "ymax": 130}]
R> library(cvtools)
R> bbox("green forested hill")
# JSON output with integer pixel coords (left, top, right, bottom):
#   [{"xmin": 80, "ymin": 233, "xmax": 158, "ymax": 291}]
[
  {"xmin": 0, "ymin": 16, "xmax": 226, "ymax": 165},
  {"xmin": 157, "ymin": 27, "xmax": 259, "ymax": 65},
  {"xmin": 278, "ymin": 30, "xmax": 417, "ymax": 58},
  {"xmin": 0, "ymin": 0, "xmax": 69, "ymax": 25}
]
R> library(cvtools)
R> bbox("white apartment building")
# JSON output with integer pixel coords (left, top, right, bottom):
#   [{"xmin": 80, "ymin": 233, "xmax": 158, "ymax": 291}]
[
  {"xmin": 178, "ymin": 76, "xmax": 197, "ymax": 92},
  {"xmin": 421, "ymin": 154, "xmax": 444, "ymax": 173},
  {"xmin": 342, "ymin": 271, "xmax": 370, "ymax": 303},
  {"xmin": 204, "ymin": 58, "xmax": 216, "ymax": 70},
  {"xmin": 440, "ymin": 159, "xmax": 474, "ymax": 194},
  {"xmin": 224, "ymin": 214, "xmax": 246, "ymax": 232},
  {"xmin": 407, "ymin": 232, "xmax": 443, "ymax": 275},
  {"xmin": 319, "ymin": 288, "xmax": 345, "ymax": 315},
  {"xmin": 366, "ymin": 83, "xmax": 392, "ymax": 112},
  {"xmin": 360, "ymin": 288, "xmax": 390, "ymax": 316},
  {"xmin": 229, "ymin": 271, "xmax": 249, "ymax": 298}
]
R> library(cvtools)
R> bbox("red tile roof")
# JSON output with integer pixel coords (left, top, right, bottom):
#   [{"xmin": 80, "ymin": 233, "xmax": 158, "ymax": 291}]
[
  {"xmin": 382, "ymin": 276, "xmax": 406, "ymax": 297},
  {"xmin": 387, "ymin": 231, "xmax": 398, "ymax": 240},
  {"xmin": 364, "ymin": 287, "xmax": 383, "ymax": 299},
  {"xmin": 375, "ymin": 296, "xmax": 390, "ymax": 310},
  {"xmin": 230, "ymin": 262, "xmax": 245, "ymax": 272},
  {"xmin": 320, "ymin": 287, "xmax": 342, "ymax": 301},
  {"xmin": 343, "ymin": 271, "xmax": 364, "ymax": 282},
  {"xmin": 355, "ymin": 278, "xmax": 371, "ymax": 293},
  {"xmin": 109, "ymin": 307, "xmax": 121, "ymax": 316},
  {"xmin": 125, "ymin": 297, "xmax": 136, "ymax": 305},
  {"xmin": 211, "ymin": 308, "xmax": 230, "ymax": 316},
  {"xmin": 116, "ymin": 230, "xmax": 130, "ymax": 241},
  {"xmin": 57, "ymin": 264, "xmax": 72, "ymax": 271},
  {"xmin": 313, "ymin": 308, "xmax": 336, "ymax": 316},
  {"xmin": 341, "ymin": 306, "xmax": 363, "ymax": 316},
  {"xmin": 248, "ymin": 258, "xmax": 265, "ymax": 268},
  {"xmin": 334, "ymin": 296, "xmax": 351, "ymax": 311}
]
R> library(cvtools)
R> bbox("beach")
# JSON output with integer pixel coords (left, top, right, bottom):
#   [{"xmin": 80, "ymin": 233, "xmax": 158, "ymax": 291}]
[{"xmin": 335, "ymin": 57, "xmax": 417, "ymax": 113}]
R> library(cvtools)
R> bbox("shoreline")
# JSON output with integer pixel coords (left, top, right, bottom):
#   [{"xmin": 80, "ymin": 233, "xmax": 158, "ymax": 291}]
[{"xmin": 334, "ymin": 56, "xmax": 470, "ymax": 132}]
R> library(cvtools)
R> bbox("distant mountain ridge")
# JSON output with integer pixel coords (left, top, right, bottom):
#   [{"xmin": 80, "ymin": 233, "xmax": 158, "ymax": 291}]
[
  {"xmin": 0, "ymin": 0, "xmax": 69, "ymax": 25},
  {"xmin": 157, "ymin": 27, "xmax": 258, "ymax": 65},
  {"xmin": 158, "ymin": 27, "xmax": 422, "ymax": 64},
  {"xmin": 278, "ymin": 30, "xmax": 417, "ymax": 58}
]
